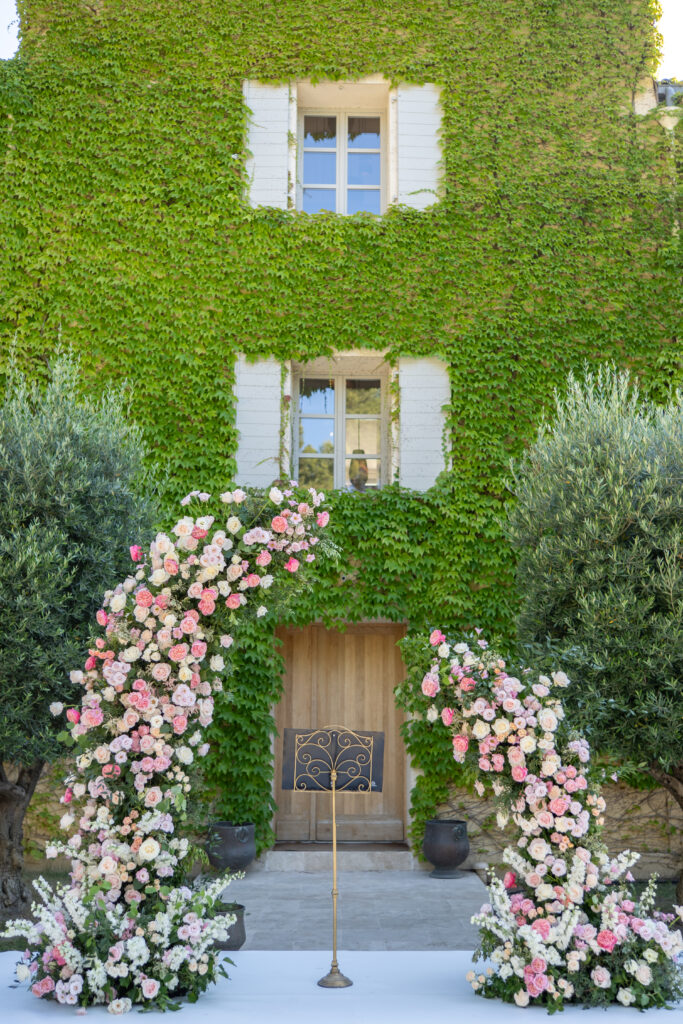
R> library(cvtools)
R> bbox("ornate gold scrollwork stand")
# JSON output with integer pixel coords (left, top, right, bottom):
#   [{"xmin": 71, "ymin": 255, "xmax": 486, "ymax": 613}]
[{"xmin": 281, "ymin": 724, "xmax": 385, "ymax": 989}]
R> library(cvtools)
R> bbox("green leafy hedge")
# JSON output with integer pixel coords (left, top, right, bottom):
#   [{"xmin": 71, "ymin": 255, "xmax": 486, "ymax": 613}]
[{"xmin": 1, "ymin": 0, "xmax": 681, "ymax": 849}]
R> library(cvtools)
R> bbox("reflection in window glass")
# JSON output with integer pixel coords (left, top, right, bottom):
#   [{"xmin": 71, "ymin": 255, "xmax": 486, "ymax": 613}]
[
  {"xmin": 304, "ymin": 115, "xmax": 337, "ymax": 147},
  {"xmin": 348, "ymin": 153, "xmax": 380, "ymax": 186},
  {"xmin": 346, "ymin": 456, "xmax": 381, "ymax": 492},
  {"xmin": 346, "ymin": 379, "xmax": 381, "ymax": 414},
  {"xmin": 299, "ymin": 379, "xmax": 334, "ymax": 415},
  {"xmin": 348, "ymin": 116, "xmax": 380, "ymax": 148},
  {"xmin": 303, "ymin": 188, "xmax": 336, "ymax": 214},
  {"xmin": 345, "ymin": 418, "xmax": 380, "ymax": 455},
  {"xmin": 347, "ymin": 189, "xmax": 381, "ymax": 215},
  {"xmin": 300, "ymin": 419, "xmax": 335, "ymax": 454},
  {"xmin": 298, "ymin": 458, "xmax": 334, "ymax": 491},
  {"xmin": 304, "ymin": 152, "xmax": 336, "ymax": 185}
]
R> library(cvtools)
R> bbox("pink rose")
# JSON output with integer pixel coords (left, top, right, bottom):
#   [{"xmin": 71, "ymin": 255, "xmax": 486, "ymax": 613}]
[
  {"xmin": 441, "ymin": 707, "xmax": 454, "ymax": 727},
  {"xmin": 96, "ymin": 609, "xmax": 109, "ymax": 626},
  {"xmin": 429, "ymin": 629, "xmax": 446, "ymax": 646},
  {"xmin": 503, "ymin": 871, "xmax": 516, "ymax": 889},
  {"xmin": 187, "ymin": 582, "xmax": 203, "ymax": 599},
  {"xmin": 142, "ymin": 979, "xmax": 160, "ymax": 999},
  {"xmin": 191, "ymin": 641, "xmax": 207, "ymax": 659},
  {"xmin": 164, "ymin": 558, "xmax": 179, "ymax": 575},
  {"xmin": 596, "ymin": 929, "xmax": 617, "ymax": 952},
  {"xmin": 452, "ymin": 734, "xmax": 469, "ymax": 754},
  {"xmin": 173, "ymin": 715, "xmax": 188, "ymax": 735},
  {"xmin": 225, "ymin": 594, "xmax": 242, "ymax": 610},
  {"xmin": 271, "ymin": 516, "xmax": 287, "ymax": 533},
  {"xmin": 180, "ymin": 615, "xmax": 197, "ymax": 634},
  {"xmin": 284, "ymin": 557, "xmax": 299, "ymax": 573},
  {"xmin": 245, "ymin": 573, "xmax": 260, "ymax": 587},
  {"xmin": 169, "ymin": 643, "xmax": 189, "ymax": 662},
  {"xmin": 531, "ymin": 918, "xmax": 551, "ymax": 940},
  {"xmin": 198, "ymin": 598, "xmax": 216, "ymax": 615},
  {"xmin": 135, "ymin": 589, "xmax": 154, "ymax": 608},
  {"xmin": 511, "ymin": 765, "xmax": 528, "ymax": 782},
  {"xmin": 549, "ymin": 797, "xmax": 570, "ymax": 816},
  {"xmin": 421, "ymin": 675, "xmax": 439, "ymax": 698},
  {"xmin": 151, "ymin": 663, "xmax": 172, "ymax": 682},
  {"xmin": 316, "ymin": 510, "xmax": 330, "ymax": 528},
  {"xmin": 530, "ymin": 957, "xmax": 547, "ymax": 975},
  {"xmin": 81, "ymin": 707, "xmax": 103, "ymax": 728},
  {"xmin": 66, "ymin": 708, "xmax": 80, "ymax": 724},
  {"xmin": 63, "ymin": 788, "xmax": 73, "ymax": 804},
  {"xmin": 255, "ymin": 550, "xmax": 272, "ymax": 567},
  {"xmin": 84, "ymin": 656, "xmax": 97, "ymax": 671},
  {"xmin": 129, "ymin": 545, "xmax": 143, "ymax": 562}
]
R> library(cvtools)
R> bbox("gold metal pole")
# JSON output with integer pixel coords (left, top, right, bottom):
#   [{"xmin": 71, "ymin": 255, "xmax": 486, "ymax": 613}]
[{"xmin": 317, "ymin": 768, "xmax": 352, "ymax": 987}]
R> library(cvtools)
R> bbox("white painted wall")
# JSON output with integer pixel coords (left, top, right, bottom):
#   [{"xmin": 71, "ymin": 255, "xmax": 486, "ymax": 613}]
[
  {"xmin": 398, "ymin": 357, "xmax": 450, "ymax": 489},
  {"xmin": 243, "ymin": 81, "xmax": 290, "ymax": 209},
  {"xmin": 234, "ymin": 355, "xmax": 282, "ymax": 486},
  {"xmin": 396, "ymin": 84, "xmax": 442, "ymax": 210}
]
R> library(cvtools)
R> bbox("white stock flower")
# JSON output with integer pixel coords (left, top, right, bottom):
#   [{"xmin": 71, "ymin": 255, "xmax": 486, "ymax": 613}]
[{"xmin": 108, "ymin": 998, "xmax": 132, "ymax": 1014}]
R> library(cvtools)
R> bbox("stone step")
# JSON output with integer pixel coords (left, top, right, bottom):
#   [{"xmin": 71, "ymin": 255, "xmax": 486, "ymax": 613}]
[{"xmin": 255, "ymin": 844, "xmax": 424, "ymax": 872}]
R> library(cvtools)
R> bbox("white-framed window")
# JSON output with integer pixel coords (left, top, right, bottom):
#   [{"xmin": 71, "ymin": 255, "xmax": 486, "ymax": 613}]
[
  {"xmin": 292, "ymin": 365, "xmax": 390, "ymax": 492},
  {"xmin": 298, "ymin": 111, "xmax": 385, "ymax": 215}
]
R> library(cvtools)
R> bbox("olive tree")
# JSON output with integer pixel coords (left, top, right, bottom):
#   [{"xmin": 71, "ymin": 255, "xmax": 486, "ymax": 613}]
[
  {"xmin": 506, "ymin": 366, "xmax": 683, "ymax": 900},
  {"xmin": 0, "ymin": 351, "xmax": 157, "ymax": 918}
]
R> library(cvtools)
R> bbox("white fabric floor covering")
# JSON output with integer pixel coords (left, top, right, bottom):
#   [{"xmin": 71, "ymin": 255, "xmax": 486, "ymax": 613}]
[{"xmin": 3, "ymin": 950, "xmax": 681, "ymax": 1023}]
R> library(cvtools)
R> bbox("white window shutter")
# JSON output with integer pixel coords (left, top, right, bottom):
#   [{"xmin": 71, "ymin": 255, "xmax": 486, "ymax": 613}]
[
  {"xmin": 234, "ymin": 355, "xmax": 282, "ymax": 486},
  {"xmin": 398, "ymin": 357, "xmax": 450, "ymax": 489},
  {"xmin": 396, "ymin": 84, "xmax": 442, "ymax": 210},
  {"xmin": 243, "ymin": 81, "xmax": 291, "ymax": 209}
]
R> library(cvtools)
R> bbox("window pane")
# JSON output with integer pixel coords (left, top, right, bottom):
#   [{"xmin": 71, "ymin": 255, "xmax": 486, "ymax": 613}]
[
  {"xmin": 346, "ymin": 379, "xmax": 381, "ymax": 414},
  {"xmin": 299, "ymin": 378, "xmax": 334, "ymax": 415},
  {"xmin": 300, "ymin": 419, "xmax": 334, "ymax": 454},
  {"xmin": 303, "ymin": 188, "xmax": 336, "ymax": 214},
  {"xmin": 348, "ymin": 116, "xmax": 380, "ymax": 148},
  {"xmin": 304, "ymin": 115, "xmax": 337, "ymax": 147},
  {"xmin": 348, "ymin": 152, "xmax": 380, "ymax": 186},
  {"xmin": 304, "ymin": 151, "xmax": 336, "ymax": 185},
  {"xmin": 346, "ymin": 456, "xmax": 381, "ymax": 492},
  {"xmin": 345, "ymin": 418, "xmax": 380, "ymax": 455},
  {"xmin": 298, "ymin": 458, "xmax": 334, "ymax": 491},
  {"xmin": 347, "ymin": 189, "xmax": 380, "ymax": 215}
]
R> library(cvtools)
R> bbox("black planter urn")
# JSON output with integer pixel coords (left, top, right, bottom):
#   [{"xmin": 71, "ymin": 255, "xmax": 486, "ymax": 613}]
[
  {"xmin": 213, "ymin": 903, "xmax": 246, "ymax": 951},
  {"xmin": 422, "ymin": 818, "xmax": 470, "ymax": 878},
  {"xmin": 206, "ymin": 822, "xmax": 256, "ymax": 872}
]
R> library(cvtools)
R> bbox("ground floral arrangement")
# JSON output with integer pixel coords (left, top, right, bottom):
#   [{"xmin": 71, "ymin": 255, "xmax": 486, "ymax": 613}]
[
  {"xmin": 418, "ymin": 630, "xmax": 683, "ymax": 1013},
  {"xmin": 1, "ymin": 484, "xmax": 331, "ymax": 1013}
]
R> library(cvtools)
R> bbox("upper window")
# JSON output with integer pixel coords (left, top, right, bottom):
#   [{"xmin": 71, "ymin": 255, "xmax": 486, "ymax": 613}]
[
  {"xmin": 299, "ymin": 112, "xmax": 384, "ymax": 215},
  {"xmin": 293, "ymin": 366, "xmax": 389, "ymax": 492}
]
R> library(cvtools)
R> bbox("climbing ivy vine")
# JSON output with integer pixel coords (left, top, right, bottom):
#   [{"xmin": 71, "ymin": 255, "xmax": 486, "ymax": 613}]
[{"xmin": 1, "ymin": 0, "xmax": 681, "ymax": 850}]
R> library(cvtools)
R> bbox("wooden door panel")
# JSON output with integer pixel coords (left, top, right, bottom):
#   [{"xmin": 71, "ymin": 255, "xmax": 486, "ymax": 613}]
[{"xmin": 274, "ymin": 623, "xmax": 406, "ymax": 843}]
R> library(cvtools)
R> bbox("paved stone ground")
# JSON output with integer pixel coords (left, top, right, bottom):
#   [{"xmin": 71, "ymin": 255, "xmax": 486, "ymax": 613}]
[{"xmin": 220, "ymin": 869, "xmax": 487, "ymax": 950}]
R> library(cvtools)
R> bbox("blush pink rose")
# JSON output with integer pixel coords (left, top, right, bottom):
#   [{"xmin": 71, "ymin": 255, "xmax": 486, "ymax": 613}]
[
  {"xmin": 549, "ymin": 797, "xmax": 570, "ymax": 816},
  {"xmin": 429, "ymin": 629, "xmax": 446, "ymax": 646},
  {"xmin": 180, "ymin": 616, "xmax": 198, "ymax": 634},
  {"xmin": 271, "ymin": 516, "xmax": 287, "ymax": 533},
  {"xmin": 173, "ymin": 715, "xmax": 188, "ymax": 734},
  {"xmin": 187, "ymin": 581, "xmax": 203, "ymax": 599},
  {"xmin": 81, "ymin": 707, "xmax": 103, "ymax": 728},
  {"xmin": 452, "ymin": 734, "xmax": 469, "ymax": 754},
  {"xmin": 142, "ymin": 979, "xmax": 160, "ymax": 999},
  {"xmin": 255, "ymin": 550, "xmax": 272, "ymax": 567},
  {"xmin": 421, "ymin": 675, "xmax": 439, "ymax": 698},
  {"xmin": 198, "ymin": 598, "xmax": 215, "ymax": 615},
  {"xmin": 135, "ymin": 589, "xmax": 154, "ymax": 608},
  {"xmin": 596, "ymin": 929, "xmax": 618, "ymax": 952},
  {"xmin": 316, "ymin": 510, "xmax": 330, "ymax": 527},
  {"xmin": 246, "ymin": 573, "xmax": 260, "ymax": 587},
  {"xmin": 164, "ymin": 558, "xmax": 179, "ymax": 575},
  {"xmin": 531, "ymin": 918, "xmax": 551, "ymax": 940},
  {"xmin": 511, "ymin": 765, "xmax": 528, "ymax": 782},
  {"xmin": 151, "ymin": 663, "xmax": 172, "ymax": 682},
  {"xmin": 169, "ymin": 643, "xmax": 189, "ymax": 662},
  {"xmin": 226, "ymin": 594, "xmax": 242, "ymax": 610},
  {"xmin": 191, "ymin": 641, "xmax": 207, "ymax": 659}
]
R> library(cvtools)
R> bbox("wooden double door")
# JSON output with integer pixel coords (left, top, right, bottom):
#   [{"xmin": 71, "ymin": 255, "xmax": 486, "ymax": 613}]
[{"xmin": 274, "ymin": 623, "xmax": 407, "ymax": 842}]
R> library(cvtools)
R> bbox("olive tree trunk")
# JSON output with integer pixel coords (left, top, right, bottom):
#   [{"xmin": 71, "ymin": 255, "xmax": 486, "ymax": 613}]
[
  {"xmin": 647, "ymin": 762, "xmax": 683, "ymax": 905},
  {"xmin": 0, "ymin": 761, "xmax": 44, "ymax": 921}
]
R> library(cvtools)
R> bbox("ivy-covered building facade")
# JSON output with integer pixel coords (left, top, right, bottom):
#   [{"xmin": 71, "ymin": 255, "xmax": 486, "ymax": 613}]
[{"xmin": 1, "ymin": 1, "xmax": 681, "ymax": 862}]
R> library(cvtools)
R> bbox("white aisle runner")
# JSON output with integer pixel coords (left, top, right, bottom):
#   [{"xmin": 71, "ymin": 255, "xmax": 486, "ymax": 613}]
[{"xmin": 2, "ymin": 950, "xmax": 681, "ymax": 1023}]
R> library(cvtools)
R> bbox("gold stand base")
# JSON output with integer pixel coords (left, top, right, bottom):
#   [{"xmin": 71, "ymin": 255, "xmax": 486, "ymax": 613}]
[{"xmin": 317, "ymin": 964, "xmax": 353, "ymax": 988}]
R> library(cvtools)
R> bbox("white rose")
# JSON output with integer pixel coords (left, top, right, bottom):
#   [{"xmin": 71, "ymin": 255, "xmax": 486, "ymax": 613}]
[
  {"xmin": 108, "ymin": 998, "xmax": 132, "ymax": 1015},
  {"xmin": 217, "ymin": 580, "xmax": 230, "ymax": 596},
  {"xmin": 514, "ymin": 991, "xmax": 529, "ymax": 1007},
  {"xmin": 122, "ymin": 577, "xmax": 136, "ymax": 593},
  {"xmin": 535, "ymin": 883, "xmax": 554, "ymax": 901},
  {"xmin": 196, "ymin": 515, "xmax": 215, "ymax": 531},
  {"xmin": 178, "ymin": 665, "xmax": 192, "ymax": 682},
  {"xmin": 232, "ymin": 489, "xmax": 246, "ymax": 503},
  {"xmin": 454, "ymin": 643, "xmax": 468, "ymax": 654},
  {"xmin": 256, "ymin": 606, "xmax": 267, "ymax": 618},
  {"xmin": 437, "ymin": 642, "xmax": 450, "ymax": 658},
  {"xmin": 176, "ymin": 746, "xmax": 194, "ymax": 765},
  {"xmin": 426, "ymin": 705, "xmax": 439, "ymax": 723},
  {"xmin": 492, "ymin": 718, "xmax": 510, "ymax": 737},
  {"xmin": 528, "ymin": 838, "xmax": 549, "ymax": 860},
  {"xmin": 616, "ymin": 988, "xmax": 635, "ymax": 1007},
  {"xmin": 110, "ymin": 593, "xmax": 126, "ymax": 613},
  {"xmin": 210, "ymin": 655, "xmax": 225, "ymax": 672},
  {"xmin": 163, "ymin": 614, "xmax": 177, "ymax": 628},
  {"xmin": 643, "ymin": 949, "xmax": 658, "ymax": 964},
  {"xmin": 150, "ymin": 568, "xmax": 169, "ymax": 586},
  {"xmin": 103, "ymin": 686, "xmax": 116, "ymax": 702},
  {"xmin": 519, "ymin": 735, "xmax": 536, "ymax": 754},
  {"xmin": 138, "ymin": 838, "xmax": 161, "ymax": 862},
  {"xmin": 226, "ymin": 516, "xmax": 242, "ymax": 535},
  {"xmin": 472, "ymin": 720, "xmax": 490, "ymax": 739},
  {"xmin": 98, "ymin": 855, "xmax": 117, "ymax": 875},
  {"xmin": 463, "ymin": 653, "xmax": 477, "ymax": 666},
  {"xmin": 260, "ymin": 574, "xmax": 273, "ymax": 589},
  {"xmin": 537, "ymin": 709, "xmax": 558, "ymax": 732},
  {"xmin": 121, "ymin": 646, "xmax": 141, "ymax": 663},
  {"xmin": 552, "ymin": 671, "xmax": 570, "ymax": 688},
  {"xmin": 634, "ymin": 964, "xmax": 652, "ymax": 986},
  {"xmin": 220, "ymin": 491, "xmax": 233, "ymax": 504},
  {"xmin": 49, "ymin": 702, "xmax": 63, "ymax": 716},
  {"xmin": 16, "ymin": 963, "xmax": 31, "ymax": 982},
  {"xmin": 133, "ymin": 604, "xmax": 148, "ymax": 623},
  {"xmin": 60, "ymin": 813, "xmax": 74, "ymax": 830},
  {"xmin": 269, "ymin": 486, "xmax": 283, "ymax": 504},
  {"xmin": 69, "ymin": 670, "xmax": 84, "ymax": 684},
  {"xmin": 173, "ymin": 517, "xmax": 194, "ymax": 537}
]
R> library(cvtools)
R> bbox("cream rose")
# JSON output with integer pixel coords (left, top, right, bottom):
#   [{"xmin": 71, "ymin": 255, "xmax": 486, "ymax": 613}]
[
  {"xmin": 472, "ymin": 720, "xmax": 491, "ymax": 739},
  {"xmin": 138, "ymin": 838, "xmax": 161, "ymax": 862}
]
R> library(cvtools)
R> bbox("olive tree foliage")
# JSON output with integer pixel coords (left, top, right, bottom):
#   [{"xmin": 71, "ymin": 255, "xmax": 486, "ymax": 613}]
[
  {"xmin": 0, "ymin": 351, "xmax": 157, "ymax": 917},
  {"xmin": 506, "ymin": 367, "xmax": 683, "ymax": 890}
]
